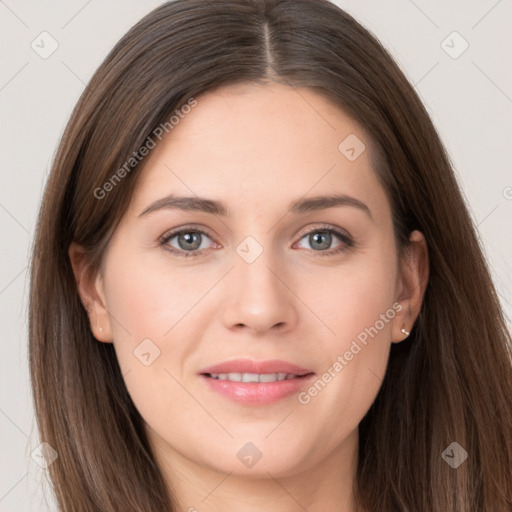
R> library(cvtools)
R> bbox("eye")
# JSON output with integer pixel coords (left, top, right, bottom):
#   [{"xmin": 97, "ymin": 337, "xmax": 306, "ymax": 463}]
[
  {"xmin": 159, "ymin": 224, "xmax": 354, "ymax": 259},
  {"xmin": 295, "ymin": 226, "xmax": 353, "ymax": 255},
  {"xmin": 159, "ymin": 227, "xmax": 218, "ymax": 258}
]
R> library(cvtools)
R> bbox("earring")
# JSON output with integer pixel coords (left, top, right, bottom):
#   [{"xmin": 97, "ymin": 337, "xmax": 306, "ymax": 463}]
[
  {"xmin": 401, "ymin": 328, "xmax": 410, "ymax": 337},
  {"xmin": 99, "ymin": 327, "xmax": 103, "ymax": 332}
]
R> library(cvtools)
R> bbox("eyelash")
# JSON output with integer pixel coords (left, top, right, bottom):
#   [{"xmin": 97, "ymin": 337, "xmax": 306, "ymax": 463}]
[{"xmin": 158, "ymin": 224, "xmax": 354, "ymax": 259}]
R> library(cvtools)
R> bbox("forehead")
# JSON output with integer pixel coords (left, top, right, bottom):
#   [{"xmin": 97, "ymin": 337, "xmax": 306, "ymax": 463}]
[{"xmin": 126, "ymin": 82, "xmax": 388, "ymax": 219}]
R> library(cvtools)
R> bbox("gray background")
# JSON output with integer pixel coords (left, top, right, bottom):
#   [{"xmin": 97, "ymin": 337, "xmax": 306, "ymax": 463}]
[{"xmin": 1, "ymin": 1, "xmax": 511, "ymax": 510}]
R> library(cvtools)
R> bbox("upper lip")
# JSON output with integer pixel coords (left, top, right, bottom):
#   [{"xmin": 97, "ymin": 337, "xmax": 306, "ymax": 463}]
[{"xmin": 199, "ymin": 358, "xmax": 314, "ymax": 376}]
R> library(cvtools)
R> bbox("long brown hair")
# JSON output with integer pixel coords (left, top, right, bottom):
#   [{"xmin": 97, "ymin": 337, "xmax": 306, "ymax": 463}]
[{"xmin": 29, "ymin": 0, "xmax": 512, "ymax": 510}]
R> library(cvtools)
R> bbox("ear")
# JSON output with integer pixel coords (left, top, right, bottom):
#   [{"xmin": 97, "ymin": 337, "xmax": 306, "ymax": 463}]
[
  {"xmin": 391, "ymin": 230, "xmax": 429, "ymax": 343},
  {"xmin": 68, "ymin": 242, "xmax": 113, "ymax": 343}
]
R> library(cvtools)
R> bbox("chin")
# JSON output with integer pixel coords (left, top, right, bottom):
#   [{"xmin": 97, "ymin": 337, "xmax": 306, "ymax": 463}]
[{"xmin": 199, "ymin": 437, "xmax": 317, "ymax": 479}]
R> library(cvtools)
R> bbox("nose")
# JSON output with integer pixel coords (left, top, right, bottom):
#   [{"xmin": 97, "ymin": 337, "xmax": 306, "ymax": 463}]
[{"xmin": 220, "ymin": 245, "xmax": 299, "ymax": 335}]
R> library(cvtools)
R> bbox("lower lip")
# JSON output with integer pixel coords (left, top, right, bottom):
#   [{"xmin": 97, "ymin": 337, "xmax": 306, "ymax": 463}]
[{"xmin": 200, "ymin": 374, "xmax": 315, "ymax": 405}]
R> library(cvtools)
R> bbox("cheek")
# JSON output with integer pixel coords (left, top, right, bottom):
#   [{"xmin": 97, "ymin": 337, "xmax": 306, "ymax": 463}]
[
  {"xmin": 102, "ymin": 253, "xmax": 215, "ymax": 424},
  {"xmin": 299, "ymin": 247, "xmax": 397, "ymax": 425},
  {"xmin": 105, "ymin": 252, "xmax": 212, "ymax": 349},
  {"xmin": 313, "ymin": 245, "xmax": 397, "ymax": 342}
]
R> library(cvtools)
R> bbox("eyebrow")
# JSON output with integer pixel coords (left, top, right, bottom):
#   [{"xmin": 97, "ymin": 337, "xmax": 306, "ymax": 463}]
[{"xmin": 138, "ymin": 193, "xmax": 372, "ymax": 219}]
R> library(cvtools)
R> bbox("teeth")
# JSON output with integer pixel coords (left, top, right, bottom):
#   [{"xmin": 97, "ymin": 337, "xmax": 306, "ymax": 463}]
[
  {"xmin": 259, "ymin": 373, "xmax": 278, "ymax": 383},
  {"xmin": 208, "ymin": 372, "xmax": 298, "ymax": 382},
  {"xmin": 243, "ymin": 373, "xmax": 259, "ymax": 383}
]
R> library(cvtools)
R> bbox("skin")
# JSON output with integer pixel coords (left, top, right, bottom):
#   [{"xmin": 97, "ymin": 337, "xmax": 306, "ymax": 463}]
[{"xmin": 70, "ymin": 82, "xmax": 428, "ymax": 512}]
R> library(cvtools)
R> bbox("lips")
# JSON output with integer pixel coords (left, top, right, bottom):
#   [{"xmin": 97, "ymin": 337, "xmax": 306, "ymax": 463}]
[
  {"xmin": 199, "ymin": 358, "xmax": 313, "ymax": 376},
  {"xmin": 198, "ymin": 358, "xmax": 315, "ymax": 405}
]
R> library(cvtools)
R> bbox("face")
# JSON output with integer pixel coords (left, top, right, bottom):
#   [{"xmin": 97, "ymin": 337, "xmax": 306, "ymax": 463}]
[{"xmin": 72, "ymin": 82, "xmax": 426, "ymax": 483}]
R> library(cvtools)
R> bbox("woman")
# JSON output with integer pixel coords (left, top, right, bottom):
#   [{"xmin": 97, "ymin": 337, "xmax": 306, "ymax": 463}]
[{"xmin": 29, "ymin": 0, "xmax": 512, "ymax": 510}]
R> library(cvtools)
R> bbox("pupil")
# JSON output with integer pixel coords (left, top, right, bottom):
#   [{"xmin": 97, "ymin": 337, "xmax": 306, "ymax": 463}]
[
  {"xmin": 179, "ymin": 232, "xmax": 201, "ymax": 250},
  {"xmin": 311, "ymin": 231, "xmax": 331, "ymax": 250}
]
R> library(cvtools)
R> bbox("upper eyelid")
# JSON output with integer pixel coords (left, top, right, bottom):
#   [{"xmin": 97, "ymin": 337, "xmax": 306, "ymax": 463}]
[
  {"xmin": 295, "ymin": 224, "xmax": 351, "ymax": 239},
  {"xmin": 160, "ymin": 224, "xmax": 212, "ymax": 239}
]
